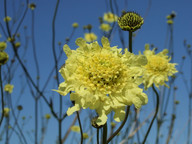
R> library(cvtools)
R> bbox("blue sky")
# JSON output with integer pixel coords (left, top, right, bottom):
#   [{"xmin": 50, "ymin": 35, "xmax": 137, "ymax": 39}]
[{"xmin": 1, "ymin": 0, "xmax": 192, "ymax": 143}]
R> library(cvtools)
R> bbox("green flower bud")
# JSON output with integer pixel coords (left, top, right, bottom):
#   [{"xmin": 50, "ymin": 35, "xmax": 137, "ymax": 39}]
[
  {"xmin": 174, "ymin": 100, "xmax": 180, "ymax": 105},
  {"xmin": 118, "ymin": 11, "xmax": 144, "ymax": 32},
  {"xmin": 87, "ymin": 24, "xmax": 92, "ymax": 30},
  {"xmin": 17, "ymin": 105, "xmax": 23, "ymax": 111},
  {"xmin": 29, "ymin": 3, "xmax": 36, "ymax": 10}
]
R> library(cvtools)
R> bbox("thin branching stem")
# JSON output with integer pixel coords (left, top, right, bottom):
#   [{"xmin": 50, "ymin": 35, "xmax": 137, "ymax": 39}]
[
  {"xmin": 129, "ymin": 31, "xmax": 133, "ymax": 53},
  {"xmin": 103, "ymin": 123, "xmax": 108, "ymax": 144},
  {"xmin": 0, "ymin": 66, "xmax": 5, "ymax": 126},
  {"xmin": 97, "ymin": 128, "xmax": 100, "ymax": 144},
  {"xmin": 77, "ymin": 111, "xmax": 83, "ymax": 144},
  {"xmin": 106, "ymin": 106, "xmax": 130, "ymax": 144},
  {"xmin": 8, "ymin": 94, "xmax": 28, "ymax": 144},
  {"xmin": 142, "ymin": 85, "xmax": 159, "ymax": 144}
]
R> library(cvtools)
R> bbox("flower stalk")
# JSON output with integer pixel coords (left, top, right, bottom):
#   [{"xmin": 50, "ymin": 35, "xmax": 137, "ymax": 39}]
[{"xmin": 142, "ymin": 84, "xmax": 159, "ymax": 144}]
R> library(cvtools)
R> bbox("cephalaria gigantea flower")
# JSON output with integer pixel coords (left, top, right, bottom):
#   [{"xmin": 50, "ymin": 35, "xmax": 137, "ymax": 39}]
[
  {"xmin": 54, "ymin": 37, "xmax": 148, "ymax": 125},
  {"xmin": 142, "ymin": 46, "xmax": 177, "ymax": 89}
]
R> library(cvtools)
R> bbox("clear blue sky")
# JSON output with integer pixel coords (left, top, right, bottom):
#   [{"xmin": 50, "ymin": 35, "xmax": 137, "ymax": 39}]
[{"xmin": 1, "ymin": 0, "xmax": 192, "ymax": 143}]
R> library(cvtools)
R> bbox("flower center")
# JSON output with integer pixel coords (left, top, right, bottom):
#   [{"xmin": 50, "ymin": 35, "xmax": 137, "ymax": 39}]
[
  {"xmin": 146, "ymin": 55, "xmax": 168, "ymax": 72},
  {"xmin": 76, "ymin": 52, "xmax": 128, "ymax": 94}
]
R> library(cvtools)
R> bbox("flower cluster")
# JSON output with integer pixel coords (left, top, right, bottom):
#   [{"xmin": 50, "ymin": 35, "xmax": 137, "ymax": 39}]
[{"xmin": 54, "ymin": 37, "xmax": 148, "ymax": 125}]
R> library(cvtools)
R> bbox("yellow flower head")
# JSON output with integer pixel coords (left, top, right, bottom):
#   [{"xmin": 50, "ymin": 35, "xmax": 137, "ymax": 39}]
[
  {"xmin": 84, "ymin": 33, "xmax": 97, "ymax": 42},
  {"xmin": 2, "ymin": 107, "xmax": 10, "ymax": 117},
  {"xmin": 142, "ymin": 47, "xmax": 178, "ymax": 89},
  {"xmin": 83, "ymin": 133, "xmax": 89, "ymax": 139},
  {"xmin": 0, "ymin": 42, "xmax": 7, "ymax": 51},
  {"xmin": 45, "ymin": 114, "xmax": 51, "ymax": 119},
  {"xmin": 100, "ymin": 23, "xmax": 112, "ymax": 32},
  {"xmin": 103, "ymin": 12, "xmax": 118, "ymax": 23},
  {"xmin": 54, "ymin": 37, "xmax": 148, "ymax": 125},
  {"xmin": 71, "ymin": 125, "xmax": 80, "ymax": 133},
  {"xmin": 4, "ymin": 16, "xmax": 11, "ymax": 22},
  {"xmin": 4, "ymin": 84, "xmax": 14, "ymax": 94},
  {"xmin": 72, "ymin": 22, "xmax": 79, "ymax": 28}
]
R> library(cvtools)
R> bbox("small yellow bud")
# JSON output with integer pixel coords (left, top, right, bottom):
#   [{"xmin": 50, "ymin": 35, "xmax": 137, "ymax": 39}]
[
  {"xmin": 71, "ymin": 125, "xmax": 80, "ymax": 132},
  {"xmin": 7, "ymin": 37, "xmax": 15, "ymax": 42},
  {"xmin": 2, "ymin": 108, "xmax": 10, "ymax": 117},
  {"xmin": 4, "ymin": 84, "xmax": 14, "ymax": 94},
  {"xmin": 72, "ymin": 22, "xmax": 79, "ymax": 28},
  {"xmin": 166, "ymin": 15, "xmax": 172, "ymax": 20},
  {"xmin": 167, "ymin": 20, "xmax": 173, "ymax": 25},
  {"xmin": 4, "ymin": 16, "xmax": 11, "ymax": 22},
  {"xmin": 0, "ymin": 51, "xmax": 9, "ymax": 65},
  {"xmin": 99, "ymin": 23, "xmax": 112, "ymax": 32},
  {"xmin": 103, "ymin": 12, "xmax": 118, "ymax": 23},
  {"xmin": 0, "ymin": 41, "xmax": 7, "ymax": 51},
  {"xmin": 145, "ymin": 44, "xmax": 150, "ymax": 50},
  {"xmin": 83, "ymin": 133, "xmax": 89, "ymax": 139},
  {"xmin": 84, "ymin": 33, "xmax": 97, "ymax": 42},
  {"xmin": 15, "ymin": 42, "xmax": 21, "ymax": 48},
  {"xmin": 45, "ymin": 114, "xmax": 51, "ymax": 119}
]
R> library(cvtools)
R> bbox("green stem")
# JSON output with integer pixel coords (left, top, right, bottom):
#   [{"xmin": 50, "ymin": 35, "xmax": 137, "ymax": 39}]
[
  {"xmin": 97, "ymin": 128, "xmax": 100, "ymax": 144},
  {"xmin": 35, "ymin": 98, "xmax": 38, "ymax": 144},
  {"xmin": 142, "ymin": 84, "xmax": 159, "ymax": 144},
  {"xmin": 155, "ymin": 121, "xmax": 160, "ymax": 144},
  {"xmin": 0, "ymin": 66, "xmax": 5, "ymax": 126},
  {"xmin": 103, "ymin": 123, "xmax": 108, "ymax": 144},
  {"xmin": 76, "ymin": 111, "xmax": 83, "ymax": 144},
  {"xmin": 106, "ymin": 106, "xmax": 130, "ymax": 144},
  {"xmin": 129, "ymin": 31, "xmax": 133, "ymax": 53}
]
